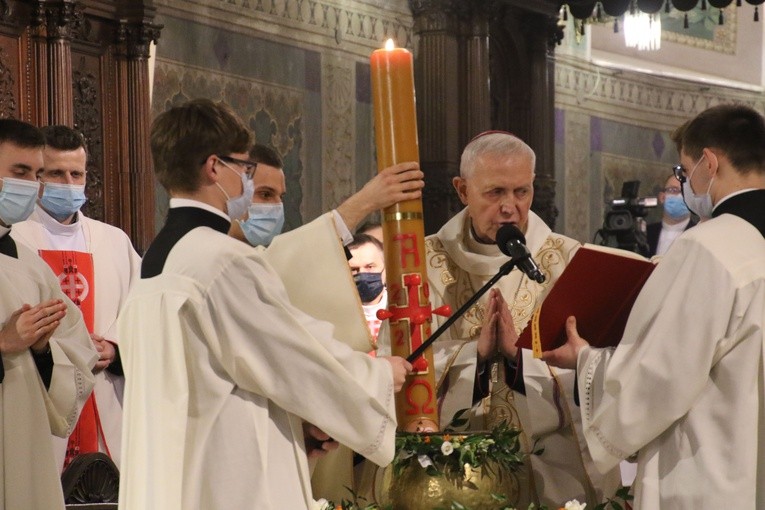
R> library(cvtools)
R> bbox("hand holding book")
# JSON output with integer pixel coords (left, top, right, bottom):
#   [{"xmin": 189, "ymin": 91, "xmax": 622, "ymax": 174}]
[
  {"xmin": 516, "ymin": 244, "xmax": 656, "ymax": 358},
  {"xmin": 541, "ymin": 316, "xmax": 590, "ymax": 369}
]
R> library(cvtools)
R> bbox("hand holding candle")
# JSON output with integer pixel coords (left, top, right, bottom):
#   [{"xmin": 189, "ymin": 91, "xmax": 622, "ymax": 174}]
[{"xmin": 371, "ymin": 39, "xmax": 443, "ymax": 433}]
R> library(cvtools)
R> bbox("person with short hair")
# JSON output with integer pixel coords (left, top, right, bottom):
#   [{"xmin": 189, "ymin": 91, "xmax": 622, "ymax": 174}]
[
  {"xmin": 356, "ymin": 220, "xmax": 383, "ymax": 243},
  {"xmin": 544, "ymin": 103, "xmax": 765, "ymax": 509},
  {"xmin": 117, "ymin": 99, "xmax": 413, "ymax": 510},
  {"xmin": 348, "ymin": 233, "xmax": 387, "ymax": 345},
  {"xmin": 225, "ymin": 142, "xmax": 423, "ymax": 504},
  {"xmin": 0, "ymin": 118, "xmax": 96, "ymax": 509},
  {"xmin": 646, "ymin": 173, "xmax": 697, "ymax": 256},
  {"xmin": 12, "ymin": 125, "xmax": 141, "ymax": 471}
]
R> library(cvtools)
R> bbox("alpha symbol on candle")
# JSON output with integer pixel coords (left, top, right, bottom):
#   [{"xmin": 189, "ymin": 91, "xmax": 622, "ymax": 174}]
[{"xmin": 394, "ymin": 233, "xmax": 419, "ymax": 268}]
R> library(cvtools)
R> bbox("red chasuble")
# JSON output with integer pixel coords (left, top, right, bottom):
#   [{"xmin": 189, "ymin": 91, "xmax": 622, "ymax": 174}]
[{"xmin": 38, "ymin": 250, "xmax": 106, "ymax": 467}]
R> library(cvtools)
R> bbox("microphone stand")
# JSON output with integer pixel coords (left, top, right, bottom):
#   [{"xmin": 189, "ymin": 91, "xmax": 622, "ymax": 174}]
[{"xmin": 407, "ymin": 259, "xmax": 517, "ymax": 363}]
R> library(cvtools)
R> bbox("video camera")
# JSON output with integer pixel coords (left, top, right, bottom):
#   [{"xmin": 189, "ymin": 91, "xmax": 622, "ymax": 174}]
[{"xmin": 597, "ymin": 180, "xmax": 658, "ymax": 256}]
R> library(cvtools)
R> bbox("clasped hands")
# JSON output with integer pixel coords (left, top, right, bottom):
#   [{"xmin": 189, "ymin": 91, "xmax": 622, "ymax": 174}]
[
  {"xmin": 476, "ymin": 289, "xmax": 591, "ymax": 370},
  {"xmin": 303, "ymin": 422, "xmax": 339, "ymax": 460},
  {"xmin": 476, "ymin": 288, "xmax": 519, "ymax": 364},
  {"xmin": 91, "ymin": 334, "xmax": 117, "ymax": 373},
  {"xmin": 0, "ymin": 299, "xmax": 66, "ymax": 355}
]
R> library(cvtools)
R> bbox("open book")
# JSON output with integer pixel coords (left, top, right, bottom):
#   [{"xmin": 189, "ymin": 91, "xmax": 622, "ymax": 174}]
[{"xmin": 517, "ymin": 244, "xmax": 656, "ymax": 358}]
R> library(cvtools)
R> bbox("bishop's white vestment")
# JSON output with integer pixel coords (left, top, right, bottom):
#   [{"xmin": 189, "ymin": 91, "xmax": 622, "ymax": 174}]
[
  {"xmin": 405, "ymin": 208, "xmax": 620, "ymax": 508},
  {"xmin": 118, "ymin": 203, "xmax": 397, "ymax": 510},
  {"xmin": 0, "ymin": 232, "xmax": 96, "ymax": 509},
  {"xmin": 12, "ymin": 206, "xmax": 141, "ymax": 468},
  {"xmin": 577, "ymin": 190, "xmax": 765, "ymax": 509}
]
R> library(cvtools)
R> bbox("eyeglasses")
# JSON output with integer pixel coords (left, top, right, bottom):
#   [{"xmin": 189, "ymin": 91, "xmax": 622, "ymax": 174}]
[
  {"xmin": 217, "ymin": 155, "xmax": 258, "ymax": 179},
  {"xmin": 672, "ymin": 164, "xmax": 686, "ymax": 184},
  {"xmin": 663, "ymin": 186, "xmax": 681, "ymax": 194}
]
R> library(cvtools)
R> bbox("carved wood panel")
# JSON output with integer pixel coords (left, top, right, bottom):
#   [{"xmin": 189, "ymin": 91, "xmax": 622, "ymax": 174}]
[
  {"xmin": 71, "ymin": 50, "xmax": 105, "ymax": 221},
  {"xmin": 0, "ymin": 39, "xmax": 20, "ymax": 119},
  {"xmin": 0, "ymin": 0, "xmax": 160, "ymax": 253}
]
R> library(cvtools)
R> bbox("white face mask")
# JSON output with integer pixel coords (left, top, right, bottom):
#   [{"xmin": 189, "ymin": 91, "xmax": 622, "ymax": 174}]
[
  {"xmin": 0, "ymin": 177, "xmax": 40, "ymax": 225},
  {"xmin": 681, "ymin": 155, "xmax": 715, "ymax": 220},
  {"xmin": 216, "ymin": 159, "xmax": 254, "ymax": 220}
]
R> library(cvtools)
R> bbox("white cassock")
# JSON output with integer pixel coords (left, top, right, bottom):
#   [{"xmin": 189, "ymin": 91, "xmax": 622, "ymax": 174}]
[
  {"xmin": 0, "ymin": 231, "xmax": 96, "ymax": 509},
  {"xmin": 376, "ymin": 208, "xmax": 619, "ymax": 508},
  {"xmin": 577, "ymin": 212, "xmax": 765, "ymax": 509},
  {"xmin": 118, "ymin": 203, "xmax": 396, "ymax": 510},
  {"xmin": 12, "ymin": 206, "xmax": 141, "ymax": 469}
]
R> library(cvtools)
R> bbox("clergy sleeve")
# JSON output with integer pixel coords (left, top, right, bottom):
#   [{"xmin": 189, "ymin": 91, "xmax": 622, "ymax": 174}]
[
  {"xmin": 505, "ymin": 351, "xmax": 526, "ymax": 395},
  {"xmin": 206, "ymin": 254, "xmax": 397, "ymax": 466},
  {"xmin": 473, "ymin": 359, "xmax": 490, "ymax": 403},
  {"xmin": 106, "ymin": 344, "xmax": 124, "ymax": 376},
  {"xmin": 472, "ymin": 354, "xmax": 526, "ymax": 403},
  {"xmin": 31, "ymin": 346, "xmax": 54, "ymax": 390}
]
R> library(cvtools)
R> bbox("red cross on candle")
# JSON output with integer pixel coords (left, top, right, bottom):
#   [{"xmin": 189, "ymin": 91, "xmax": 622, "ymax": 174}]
[{"xmin": 377, "ymin": 273, "xmax": 451, "ymax": 372}]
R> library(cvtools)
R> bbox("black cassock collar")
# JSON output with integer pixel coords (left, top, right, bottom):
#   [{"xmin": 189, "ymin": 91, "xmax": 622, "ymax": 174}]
[
  {"xmin": 712, "ymin": 189, "xmax": 765, "ymax": 239},
  {"xmin": 0, "ymin": 232, "xmax": 17, "ymax": 259},
  {"xmin": 141, "ymin": 207, "xmax": 231, "ymax": 279}
]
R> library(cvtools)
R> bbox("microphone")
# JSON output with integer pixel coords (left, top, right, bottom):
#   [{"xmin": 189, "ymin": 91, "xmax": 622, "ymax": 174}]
[{"xmin": 495, "ymin": 224, "xmax": 546, "ymax": 284}]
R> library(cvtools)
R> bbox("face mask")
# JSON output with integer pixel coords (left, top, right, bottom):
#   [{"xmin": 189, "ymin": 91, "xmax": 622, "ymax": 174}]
[
  {"xmin": 0, "ymin": 178, "xmax": 40, "ymax": 225},
  {"xmin": 663, "ymin": 194, "xmax": 689, "ymax": 220},
  {"xmin": 238, "ymin": 203, "xmax": 285, "ymax": 246},
  {"xmin": 40, "ymin": 182, "xmax": 87, "ymax": 221},
  {"xmin": 681, "ymin": 156, "xmax": 714, "ymax": 220},
  {"xmin": 354, "ymin": 272, "xmax": 384, "ymax": 303},
  {"xmin": 216, "ymin": 160, "xmax": 254, "ymax": 221}
]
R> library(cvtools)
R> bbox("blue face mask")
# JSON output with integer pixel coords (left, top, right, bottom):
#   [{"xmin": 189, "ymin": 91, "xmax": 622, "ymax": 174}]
[
  {"xmin": 0, "ymin": 177, "xmax": 40, "ymax": 226},
  {"xmin": 40, "ymin": 182, "xmax": 87, "ymax": 221},
  {"xmin": 663, "ymin": 194, "xmax": 689, "ymax": 220},
  {"xmin": 354, "ymin": 272, "xmax": 384, "ymax": 303},
  {"xmin": 238, "ymin": 203, "xmax": 285, "ymax": 246},
  {"xmin": 216, "ymin": 160, "xmax": 255, "ymax": 221}
]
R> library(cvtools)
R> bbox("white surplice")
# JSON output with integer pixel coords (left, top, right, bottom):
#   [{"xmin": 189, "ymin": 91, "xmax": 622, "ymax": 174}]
[
  {"xmin": 578, "ymin": 213, "xmax": 765, "ymax": 509},
  {"xmin": 265, "ymin": 212, "xmax": 379, "ymax": 503},
  {"xmin": 406, "ymin": 208, "xmax": 619, "ymax": 508},
  {"xmin": 117, "ymin": 209, "xmax": 396, "ymax": 510},
  {"xmin": 0, "ymin": 235, "xmax": 97, "ymax": 509},
  {"xmin": 12, "ymin": 206, "xmax": 141, "ymax": 469}
]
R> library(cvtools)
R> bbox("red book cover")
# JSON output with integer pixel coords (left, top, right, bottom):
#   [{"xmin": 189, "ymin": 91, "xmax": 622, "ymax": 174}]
[{"xmin": 517, "ymin": 244, "xmax": 655, "ymax": 356}]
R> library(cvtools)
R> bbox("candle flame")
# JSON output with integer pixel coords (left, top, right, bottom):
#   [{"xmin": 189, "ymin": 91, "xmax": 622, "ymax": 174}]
[{"xmin": 384, "ymin": 38, "xmax": 395, "ymax": 51}]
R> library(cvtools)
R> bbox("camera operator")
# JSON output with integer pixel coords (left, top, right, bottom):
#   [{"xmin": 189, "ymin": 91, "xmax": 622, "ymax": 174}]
[
  {"xmin": 646, "ymin": 174, "xmax": 697, "ymax": 256},
  {"xmin": 596, "ymin": 180, "xmax": 657, "ymax": 256}
]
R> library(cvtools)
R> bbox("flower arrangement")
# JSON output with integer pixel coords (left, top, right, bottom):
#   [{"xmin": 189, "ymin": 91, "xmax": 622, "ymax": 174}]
[
  {"xmin": 314, "ymin": 409, "xmax": 633, "ymax": 510},
  {"xmin": 317, "ymin": 493, "xmax": 632, "ymax": 510},
  {"xmin": 317, "ymin": 498, "xmax": 603, "ymax": 510},
  {"xmin": 392, "ymin": 415, "xmax": 525, "ymax": 481}
]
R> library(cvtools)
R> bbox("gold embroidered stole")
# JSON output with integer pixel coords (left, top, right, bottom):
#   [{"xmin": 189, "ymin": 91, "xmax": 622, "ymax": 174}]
[{"xmin": 428, "ymin": 235, "xmax": 571, "ymax": 507}]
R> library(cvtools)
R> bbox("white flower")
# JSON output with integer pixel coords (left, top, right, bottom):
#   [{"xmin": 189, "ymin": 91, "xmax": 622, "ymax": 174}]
[
  {"xmin": 564, "ymin": 499, "xmax": 587, "ymax": 510},
  {"xmin": 417, "ymin": 454, "xmax": 434, "ymax": 468},
  {"xmin": 441, "ymin": 441, "xmax": 454, "ymax": 456},
  {"xmin": 311, "ymin": 498, "xmax": 331, "ymax": 510}
]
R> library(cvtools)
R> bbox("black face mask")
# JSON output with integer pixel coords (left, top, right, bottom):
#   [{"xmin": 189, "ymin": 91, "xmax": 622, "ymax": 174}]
[{"xmin": 354, "ymin": 272, "xmax": 384, "ymax": 303}]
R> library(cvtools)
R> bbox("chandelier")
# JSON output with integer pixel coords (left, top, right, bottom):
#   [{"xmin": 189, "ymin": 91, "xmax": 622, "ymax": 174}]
[{"xmin": 623, "ymin": 11, "xmax": 662, "ymax": 50}]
